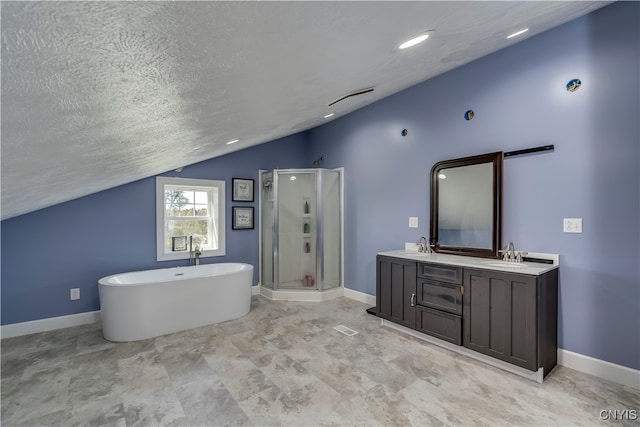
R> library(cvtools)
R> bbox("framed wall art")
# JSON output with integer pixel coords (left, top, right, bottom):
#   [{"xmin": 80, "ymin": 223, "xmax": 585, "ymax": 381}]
[
  {"xmin": 232, "ymin": 206, "xmax": 254, "ymax": 230},
  {"xmin": 172, "ymin": 236, "xmax": 188, "ymax": 251},
  {"xmin": 232, "ymin": 178, "xmax": 254, "ymax": 202}
]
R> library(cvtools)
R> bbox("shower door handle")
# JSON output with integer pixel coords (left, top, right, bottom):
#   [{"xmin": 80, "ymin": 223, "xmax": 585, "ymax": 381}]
[{"xmin": 410, "ymin": 293, "xmax": 416, "ymax": 307}]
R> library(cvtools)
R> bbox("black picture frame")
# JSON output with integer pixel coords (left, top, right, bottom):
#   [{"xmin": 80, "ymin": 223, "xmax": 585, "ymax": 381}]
[
  {"xmin": 172, "ymin": 236, "xmax": 188, "ymax": 251},
  {"xmin": 232, "ymin": 178, "xmax": 254, "ymax": 202},
  {"xmin": 232, "ymin": 206, "xmax": 254, "ymax": 230}
]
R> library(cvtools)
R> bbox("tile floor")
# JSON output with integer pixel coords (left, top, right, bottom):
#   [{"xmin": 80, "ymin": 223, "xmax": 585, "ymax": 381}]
[{"xmin": 1, "ymin": 296, "xmax": 638, "ymax": 426}]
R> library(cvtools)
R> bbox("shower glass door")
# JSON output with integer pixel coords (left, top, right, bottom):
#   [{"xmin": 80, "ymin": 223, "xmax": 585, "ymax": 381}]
[
  {"xmin": 275, "ymin": 170, "xmax": 317, "ymax": 290},
  {"xmin": 319, "ymin": 169, "xmax": 341, "ymax": 291},
  {"xmin": 260, "ymin": 171, "xmax": 274, "ymax": 290}
]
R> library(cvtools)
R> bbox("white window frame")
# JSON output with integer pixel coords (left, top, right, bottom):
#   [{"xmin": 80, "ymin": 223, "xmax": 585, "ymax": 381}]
[{"xmin": 156, "ymin": 177, "xmax": 226, "ymax": 261}]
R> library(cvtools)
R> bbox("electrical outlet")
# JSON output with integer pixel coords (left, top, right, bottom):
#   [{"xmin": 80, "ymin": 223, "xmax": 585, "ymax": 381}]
[
  {"xmin": 70, "ymin": 288, "xmax": 80, "ymax": 301},
  {"xmin": 409, "ymin": 217, "xmax": 419, "ymax": 228},
  {"xmin": 563, "ymin": 218, "xmax": 583, "ymax": 233}
]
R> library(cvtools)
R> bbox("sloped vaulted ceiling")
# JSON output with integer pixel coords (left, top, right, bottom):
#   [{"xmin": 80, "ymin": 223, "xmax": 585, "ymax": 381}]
[{"xmin": 0, "ymin": 1, "xmax": 609, "ymax": 220}]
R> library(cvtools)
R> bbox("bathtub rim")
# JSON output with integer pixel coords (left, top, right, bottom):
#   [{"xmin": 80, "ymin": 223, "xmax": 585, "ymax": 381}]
[{"xmin": 98, "ymin": 262, "xmax": 254, "ymax": 287}]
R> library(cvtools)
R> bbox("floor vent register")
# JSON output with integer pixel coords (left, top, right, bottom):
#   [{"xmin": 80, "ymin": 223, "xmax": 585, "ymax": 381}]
[{"xmin": 333, "ymin": 325, "xmax": 359, "ymax": 336}]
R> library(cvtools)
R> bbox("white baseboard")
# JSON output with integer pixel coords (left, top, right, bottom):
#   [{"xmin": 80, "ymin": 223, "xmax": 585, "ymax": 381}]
[
  {"xmin": 260, "ymin": 286, "xmax": 343, "ymax": 302},
  {"xmin": 256, "ymin": 285, "xmax": 374, "ymax": 306},
  {"xmin": 558, "ymin": 349, "xmax": 640, "ymax": 389},
  {"xmin": 252, "ymin": 285, "xmax": 261, "ymax": 295},
  {"xmin": 1, "ymin": 311, "xmax": 101, "ymax": 339},
  {"xmin": 343, "ymin": 288, "xmax": 376, "ymax": 306}
]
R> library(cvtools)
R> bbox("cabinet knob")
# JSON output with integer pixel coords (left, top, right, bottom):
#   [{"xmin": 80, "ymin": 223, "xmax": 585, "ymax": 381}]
[{"xmin": 411, "ymin": 293, "xmax": 416, "ymax": 306}]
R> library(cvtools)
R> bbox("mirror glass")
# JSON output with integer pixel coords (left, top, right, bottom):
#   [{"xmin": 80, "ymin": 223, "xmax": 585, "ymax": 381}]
[{"xmin": 430, "ymin": 152, "xmax": 503, "ymax": 258}]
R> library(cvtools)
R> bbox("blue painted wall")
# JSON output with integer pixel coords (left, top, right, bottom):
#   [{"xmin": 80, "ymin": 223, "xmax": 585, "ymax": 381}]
[
  {"xmin": 307, "ymin": 2, "xmax": 639, "ymax": 369},
  {"xmin": 1, "ymin": 134, "xmax": 308, "ymax": 325},
  {"xmin": 1, "ymin": 3, "xmax": 638, "ymax": 370}
]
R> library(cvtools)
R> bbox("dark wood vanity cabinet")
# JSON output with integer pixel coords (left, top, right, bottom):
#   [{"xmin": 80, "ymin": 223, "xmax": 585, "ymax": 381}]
[
  {"xmin": 376, "ymin": 256, "xmax": 416, "ymax": 329},
  {"xmin": 463, "ymin": 268, "xmax": 558, "ymax": 375},
  {"xmin": 376, "ymin": 254, "xmax": 558, "ymax": 378}
]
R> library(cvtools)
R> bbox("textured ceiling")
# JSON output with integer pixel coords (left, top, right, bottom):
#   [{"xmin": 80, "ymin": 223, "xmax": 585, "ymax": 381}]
[{"xmin": 1, "ymin": 1, "xmax": 609, "ymax": 220}]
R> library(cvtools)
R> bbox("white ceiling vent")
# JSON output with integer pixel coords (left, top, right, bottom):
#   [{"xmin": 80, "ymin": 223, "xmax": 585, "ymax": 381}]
[{"xmin": 327, "ymin": 87, "xmax": 375, "ymax": 107}]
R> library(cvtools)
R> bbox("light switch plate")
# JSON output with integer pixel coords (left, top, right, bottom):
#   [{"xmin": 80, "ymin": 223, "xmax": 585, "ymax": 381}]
[
  {"xmin": 409, "ymin": 217, "xmax": 419, "ymax": 228},
  {"xmin": 70, "ymin": 288, "xmax": 80, "ymax": 300},
  {"xmin": 563, "ymin": 218, "xmax": 582, "ymax": 233}
]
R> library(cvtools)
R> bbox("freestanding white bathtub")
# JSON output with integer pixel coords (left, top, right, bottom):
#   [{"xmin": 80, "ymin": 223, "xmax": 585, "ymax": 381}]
[{"xmin": 98, "ymin": 263, "xmax": 253, "ymax": 342}]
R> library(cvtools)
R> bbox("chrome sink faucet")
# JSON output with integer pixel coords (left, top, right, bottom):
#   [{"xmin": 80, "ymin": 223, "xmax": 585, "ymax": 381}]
[
  {"xmin": 500, "ymin": 241, "xmax": 515, "ymax": 262},
  {"xmin": 507, "ymin": 241, "xmax": 515, "ymax": 261},
  {"xmin": 417, "ymin": 236, "xmax": 432, "ymax": 253},
  {"xmin": 501, "ymin": 241, "xmax": 527, "ymax": 263}
]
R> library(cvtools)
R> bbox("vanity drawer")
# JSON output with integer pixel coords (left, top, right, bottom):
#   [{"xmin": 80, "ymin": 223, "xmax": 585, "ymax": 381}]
[
  {"xmin": 417, "ymin": 280, "xmax": 462, "ymax": 316},
  {"xmin": 416, "ymin": 306, "xmax": 462, "ymax": 345},
  {"xmin": 418, "ymin": 263, "xmax": 463, "ymax": 284}
]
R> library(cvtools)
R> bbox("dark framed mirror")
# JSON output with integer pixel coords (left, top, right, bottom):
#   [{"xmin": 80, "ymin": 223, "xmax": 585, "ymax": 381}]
[{"xmin": 430, "ymin": 152, "xmax": 503, "ymax": 258}]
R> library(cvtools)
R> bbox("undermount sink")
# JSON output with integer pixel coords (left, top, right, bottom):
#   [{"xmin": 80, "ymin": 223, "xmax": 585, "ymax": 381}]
[{"xmin": 482, "ymin": 261, "xmax": 528, "ymax": 269}]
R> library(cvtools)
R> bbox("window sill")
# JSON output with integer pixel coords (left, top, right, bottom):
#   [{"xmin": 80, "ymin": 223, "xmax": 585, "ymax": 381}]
[{"xmin": 157, "ymin": 249, "xmax": 226, "ymax": 262}]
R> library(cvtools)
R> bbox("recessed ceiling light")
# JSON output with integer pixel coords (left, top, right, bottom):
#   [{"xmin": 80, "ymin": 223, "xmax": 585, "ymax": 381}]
[
  {"xmin": 507, "ymin": 28, "xmax": 529, "ymax": 39},
  {"xmin": 399, "ymin": 33, "xmax": 429, "ymax": 50},
  {"xmin": 324, "ymin": 113, "xmax": 334, "ymax": 119},
  {"xmin": 226, "ymin": 139, "xmax": 239, "ymax": 145}
]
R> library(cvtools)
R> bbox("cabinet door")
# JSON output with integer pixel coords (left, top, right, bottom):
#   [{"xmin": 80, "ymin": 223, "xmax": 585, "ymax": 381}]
[
  {"xmin": 463, "ymin": 268, "xmax": 537, "ymax": 371},
  {"xmin": 376, "ymin": 256, "xmax": 416, "ymax": 329}
]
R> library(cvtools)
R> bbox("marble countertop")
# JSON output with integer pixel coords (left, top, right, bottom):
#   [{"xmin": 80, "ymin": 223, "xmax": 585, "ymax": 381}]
[{"xmin": 377, "ymin": 249, "xmax": 559, "ymax": 276}]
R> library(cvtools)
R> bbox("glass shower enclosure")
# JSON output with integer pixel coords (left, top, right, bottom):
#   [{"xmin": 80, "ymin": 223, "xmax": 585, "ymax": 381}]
[{"xmin": 261, "ymin": 169, "xmax": 341, "ymax": 292}]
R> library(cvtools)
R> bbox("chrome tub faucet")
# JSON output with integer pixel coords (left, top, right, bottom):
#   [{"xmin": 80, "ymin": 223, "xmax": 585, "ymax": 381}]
[{"xmin": 189, "ymin": 235, "xmax": 203, "ymax": 266}]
